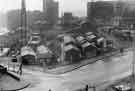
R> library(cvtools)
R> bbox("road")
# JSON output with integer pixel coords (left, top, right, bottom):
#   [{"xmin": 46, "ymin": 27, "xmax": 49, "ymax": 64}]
[{"xmin": 14, "ymin": 50, "xmax": 133, "ymax": 91}]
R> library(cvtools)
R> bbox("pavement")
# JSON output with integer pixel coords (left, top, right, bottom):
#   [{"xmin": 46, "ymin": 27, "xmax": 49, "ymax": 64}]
[
  {"xmin": 20, "ymin": 29, "xmax": 133, "ymax": 76},
  {"xmin": 0, "ymin": 48, "xmax": 133, "ymax": 91},
  {"xmin": 0, "ymin": 27, "xmax": 134, "ymax": 91},
  {"xmin": 46, "ymin": 49, "xmax": 122, "ymax": 74},
  {"xmin": 0, "ymin": 69, "xmax": 30, "ymax": 91},
  {"xmin": 19, "ymin": 50, "xmax": 133, "ymax": 91},
  {"xmin": 22, "ymin": 48, "xmax": 122, "ymax": 75}
]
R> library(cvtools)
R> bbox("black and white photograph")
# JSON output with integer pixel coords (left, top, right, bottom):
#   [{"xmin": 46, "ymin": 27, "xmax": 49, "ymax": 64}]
[{"xmin": 0, "ymin": 0, "xmax": 135, "ymax": 91}]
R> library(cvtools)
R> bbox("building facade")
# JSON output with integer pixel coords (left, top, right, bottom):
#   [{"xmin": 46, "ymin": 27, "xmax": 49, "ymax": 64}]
[
  {"xmin": 62, "ymin": 12, "xmax": 73, "ymax": 27},
  {"xmin": 87, "ymin": 1, "xmax": 125, "ymax": 26},
  {"xmin": 43, "ymin": 0, "xmax": 59, "ymax": 25}
]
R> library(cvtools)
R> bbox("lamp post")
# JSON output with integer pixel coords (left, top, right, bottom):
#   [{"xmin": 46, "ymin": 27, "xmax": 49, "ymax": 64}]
[
  {"xmin": 21, "ymin": 0, "xmax": 27, "ymax": 46},
  {"xmin": 131, "ymin": 29, "xmax": 135, "ymax": 90}
]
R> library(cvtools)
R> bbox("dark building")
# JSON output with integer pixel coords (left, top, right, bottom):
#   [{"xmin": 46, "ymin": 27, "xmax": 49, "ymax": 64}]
[
  {"xmin": 87, "ymin": 1, "xmax": 125, "ymax": 26},
  {"xmin": 87, "ymin": 1, "xmax": 114, "ymax": 20},
  {"xmin": 81, "ymin": 42, "xmax": 97, "ymax": 58},
  {"xmin": 113, "ymin": 1, "xmax": 126, "ymax": 26},
  {"xmin": 64, "ymin": 44, "xmax": 81, "ymax": 63},
  {"xmin": 87, "ymin": 1, "xmax": 93, "ymax": 20},
  {"xmin": 121, "ymin": 3, "xmax": 135, "ymax": 28},
  {"xmin": 21, "ymin": 0, "xmax": 27, "ymax": 45},
  {"xmin": 87, "ymin": 1, "xmax": 135, "ymax": 27},
  {"xmin": 43, "ymin": 0, "xmax": 59, "ymax": 25},
  {"xmin": 62, "ymin": 12, "xmax": 73, "ymax": 27},
  {"xmin": 114, "ymin": 1, "xmax": 125, "ymax": 17}
]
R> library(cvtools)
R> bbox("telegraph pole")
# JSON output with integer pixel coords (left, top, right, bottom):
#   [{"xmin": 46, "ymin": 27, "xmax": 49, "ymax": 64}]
[
  {"xmin": 21, "ymin": 0, "xmax": 27, "ymax": 47},
  {"xmin": 131, "ymin": 25, "xmax": 135, "ymax": 90},
  {"xmin": 90, "ymin": 0, "xmax": 94, "ymax": 21}
]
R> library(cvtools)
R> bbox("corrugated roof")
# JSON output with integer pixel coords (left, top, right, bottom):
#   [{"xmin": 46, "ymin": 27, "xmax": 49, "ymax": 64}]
[
  {"xmin": 97, "ymin": 37, "xmax": 104, "ymax": 43},
  {"xmin": 64, "ymin": 36, "xmax": 75, "ymax": 44},
  {"xmin": 87, "ymin": 34, "xmax": 97, "ymax": 40},
  {"xmin": 37, "ymin": 45, "xmax": 52, "ymax": 54},
  {"xmin": 21, "ymin": 46, "xmax": 36, "ymax": 56},
  {"xmin": 76, "ymin": 36, "xmax": 85, "ymax": 42},
  {"xmin": 37, "ymin": 45, "xmax": 53, "ymax": 58},
  {"xmin": 64, "ymin": 44, "xmax": 79, "ymax": 52},
  {"xmin": 81, "ymin": 42, "xmax": 92, "ymax": 48},
  {"xmin": 85, "ymin": 32, "xmax": 93, "ymax": 36}
]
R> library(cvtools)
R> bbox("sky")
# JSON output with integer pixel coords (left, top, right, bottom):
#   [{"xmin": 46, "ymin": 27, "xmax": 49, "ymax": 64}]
[
  {"xmin": 0, "ymin": 0, "xmax": 131, "ymax": 17},
  {"xmin": 0, "ymin": 0, "xmax": 89, "ymax": 17}
]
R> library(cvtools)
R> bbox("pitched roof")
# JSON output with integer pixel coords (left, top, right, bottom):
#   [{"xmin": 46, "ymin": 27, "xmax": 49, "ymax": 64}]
[
  {"xmin": 64, "ymin": 44, "xmax": 79, "ymax": 52},
  {"xmin": 86, "ymin": 34, "xmax": 97, "ymax": 40},
  {"xmin": 37, "ymin": 45, "xmax": 52, "ymax": 54},
  {"xmin": 64, "ymin": 35, "xmax": 75, "ymax": 44},
  {"xmin": 97, "ymin": 37, "xmax": 104, "ymax": 43},
  {"xmin": 81, "ymin": 42, "xmax": 92, "ymax": 48},
  {"xmin": 76, "ymin": 36, "xmax": 85, "ymax": 42},
  {"xmin": 21, "ymin": 46, "xmax": 36, "ymax": 56},
  {"xmin": 37, "ymin": 45, "xmax": 53, "ymax": 58}
]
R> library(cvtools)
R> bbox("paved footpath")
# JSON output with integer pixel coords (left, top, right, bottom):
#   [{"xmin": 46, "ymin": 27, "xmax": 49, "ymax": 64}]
[
  {"xmin": 24, "ymin": 48, "xmax": 128, "ymax": 75},
  {"xmin": 46, "ymin": 49, "xmax": 124, "ymax": 74},
  {"xmin": 20, "ymin": 49, "xmax": 133, "ymax": 91}
]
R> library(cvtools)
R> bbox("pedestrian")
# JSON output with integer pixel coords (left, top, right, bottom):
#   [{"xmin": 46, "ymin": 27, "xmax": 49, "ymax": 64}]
[
  {"xmin": 18, "ymin": 62, "xmax": 23, "ymax": 75},
  {"xmin": 0, "ymin": 47, "xmax": 3, "ymax": 52},
  {"xmin": 85, "ymin": 85, "xmax": 89, "ymax": 91},
  {"xmin": 120, "ymin": 48, "xmax": 124, "ymax": 55},
  {"xmin": 1, "ymin": 88, "xmax": 3, "ymax": 91},
  {"xmin": 17, "ymin": 55, "xmax": 23, "ymax": 75},
  {"xmin": 49, "ymin": 89, "xmax": 51, "ymax": 91}
]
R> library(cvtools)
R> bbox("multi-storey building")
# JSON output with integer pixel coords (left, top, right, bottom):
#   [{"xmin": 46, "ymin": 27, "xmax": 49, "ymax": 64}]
[
  {"xmin": 43, "ymin": 0, "xmax": 59, "ymax": 25},
  {"xmin": 87, "ymin": 1, "xmax": 125, "ymax": 26},
  {"xmin": 62, "ymin": 12, "xmax": 73, "ymax": 26}
]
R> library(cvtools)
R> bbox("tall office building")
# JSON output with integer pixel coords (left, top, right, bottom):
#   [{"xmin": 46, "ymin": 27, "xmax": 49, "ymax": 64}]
[
  {"xmin": 62, "ymin": 12, "xmax": 73, "ymax": 26},
  {"xmin": 43, "ymin": 0, "xmax": 59, "ymax": 25},
  {"xmin": 87, "ymin": 1, "xmax": 114, "ymax": 20},
  {"xmin": 87, "ymin": 1, "xmax": 94, "ymax": 20},
  {"xmin": 87, "ymin": 1, "xmax": 128, "ymax": 26}
]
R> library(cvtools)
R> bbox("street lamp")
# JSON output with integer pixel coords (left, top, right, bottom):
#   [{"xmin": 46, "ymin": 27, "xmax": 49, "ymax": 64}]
[{"xmin": 131, "ymin": 30, "xmax": 135, "ymax": 90}]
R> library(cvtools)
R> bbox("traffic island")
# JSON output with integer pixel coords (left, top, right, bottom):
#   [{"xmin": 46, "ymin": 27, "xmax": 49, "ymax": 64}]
[{"xmin": 0, "ymin": 65, "xmax": 30, "ymax": 91}]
